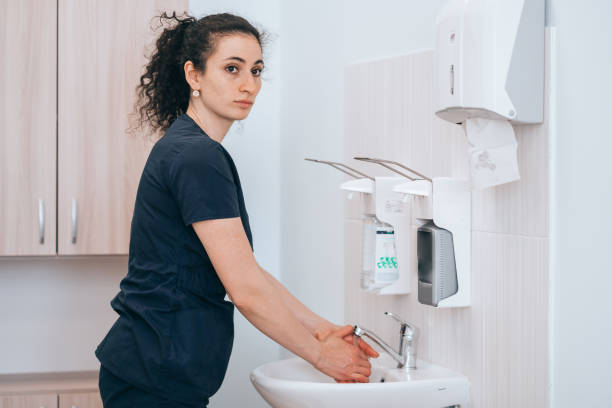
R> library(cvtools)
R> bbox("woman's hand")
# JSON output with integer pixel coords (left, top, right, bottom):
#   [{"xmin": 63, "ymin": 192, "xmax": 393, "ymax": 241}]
[
  {"xmin": 314, "ymin": 322, "xmax": 380, "ymax": 383},
  {"xmin": 314, "ymin": 322, "xmax": 380, "ymax": 359},
  {"xmin": 314, "ymin": 325, "xmax": 372, "ymax": 383}
]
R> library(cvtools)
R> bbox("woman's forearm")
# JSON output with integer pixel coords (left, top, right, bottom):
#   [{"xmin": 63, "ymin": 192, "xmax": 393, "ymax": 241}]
[
  {"xmin": 257, "ymin": 263, "xmax": 334, "ymax": 335},
  {"xmin": 232, "ymin": 265, "xmax": 324, "ymax": 364}
]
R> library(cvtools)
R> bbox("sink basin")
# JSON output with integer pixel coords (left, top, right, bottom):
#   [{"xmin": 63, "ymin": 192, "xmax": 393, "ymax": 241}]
[{"xmin": 250, "ymin": 354, "xmax": 470, "ymax": 408}]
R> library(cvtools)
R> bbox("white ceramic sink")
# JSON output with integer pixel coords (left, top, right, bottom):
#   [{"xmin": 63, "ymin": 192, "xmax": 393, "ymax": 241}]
[{"xmin": 250, "ymin": 354, "xmax": 470, "ymax": 408}]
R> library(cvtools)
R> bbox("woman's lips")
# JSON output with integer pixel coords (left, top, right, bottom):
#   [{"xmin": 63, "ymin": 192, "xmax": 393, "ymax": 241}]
[{"xmin": 235, "ymin": 100, "xmax": 253, "ymax": 108}]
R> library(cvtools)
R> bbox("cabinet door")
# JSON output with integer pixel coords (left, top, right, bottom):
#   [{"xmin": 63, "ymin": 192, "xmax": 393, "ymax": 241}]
[
  {"xmin": 0, "ymin": 394, "xmax": 58, "ymax": 408},
  {"xmin": 57, "ymin": 0, "xmax": 187, "ymax": 255},
  {"xmin": 58, "ymin": 392, "xmax": 100, "ymax": 408},
  {"xmin": 0, "ymin": 0, "xmax": 57, "ymax": 256}
]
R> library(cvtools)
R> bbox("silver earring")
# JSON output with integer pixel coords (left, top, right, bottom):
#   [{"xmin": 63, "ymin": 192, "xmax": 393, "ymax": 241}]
[{"xmin": 192, "ymin": 90, "xmax": 200, "ymax": 97}]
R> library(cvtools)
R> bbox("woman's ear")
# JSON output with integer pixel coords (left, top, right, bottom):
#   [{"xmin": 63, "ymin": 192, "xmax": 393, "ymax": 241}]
[{"xmin": 184, "ymin": 60, "xmax": 201, "ymax": 92}]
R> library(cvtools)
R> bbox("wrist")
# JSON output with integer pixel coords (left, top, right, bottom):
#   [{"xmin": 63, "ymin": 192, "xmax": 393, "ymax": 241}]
[
  {"xmin": 313, "ymin": 321, "xmax": 338, "ymax": 340},
  {"xmin": 311, "ymin": 337, "xmax": 324, "ymax": 369}
]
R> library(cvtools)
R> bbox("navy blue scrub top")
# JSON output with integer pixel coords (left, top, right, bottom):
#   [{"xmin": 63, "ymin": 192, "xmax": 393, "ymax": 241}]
[{"xmin": 95, "ymin": 114, "xmax": 253, "ymax": 406}]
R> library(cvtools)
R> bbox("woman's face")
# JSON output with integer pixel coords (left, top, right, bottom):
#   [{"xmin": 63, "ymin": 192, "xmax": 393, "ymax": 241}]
[{"xmin": 197, "ymin": 33, "xmax": 263, "ymax": 121}]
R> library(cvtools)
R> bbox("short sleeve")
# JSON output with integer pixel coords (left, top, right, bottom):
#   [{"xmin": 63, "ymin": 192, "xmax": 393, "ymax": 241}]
[{"xmin": 168, "ymin": 143, "xmax": 240, "ymax": 225}]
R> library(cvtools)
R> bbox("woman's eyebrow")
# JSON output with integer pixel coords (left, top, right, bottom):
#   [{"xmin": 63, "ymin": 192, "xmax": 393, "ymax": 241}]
[{"xmin": 225, "ymin": 56, "xmax": 264, "ymax": 65}]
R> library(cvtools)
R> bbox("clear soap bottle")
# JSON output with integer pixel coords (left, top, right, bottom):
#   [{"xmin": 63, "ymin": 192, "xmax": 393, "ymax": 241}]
[
  {"xmin": 372, "ymin": 218, "xmax": 399, "ymax": 290},
  {"xmin": 360, "ymin": 214, "xmax": 399, "ymax": 292}
]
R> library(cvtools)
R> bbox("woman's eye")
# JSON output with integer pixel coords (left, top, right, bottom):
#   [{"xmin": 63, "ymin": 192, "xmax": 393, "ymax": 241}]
[
  {"xmin": 226, "ymin": 65, "xmax": 238, "ymax": 73},
  {"xmin": 252, "ymin": 68, "xmax": 263, "ymax": 77}
]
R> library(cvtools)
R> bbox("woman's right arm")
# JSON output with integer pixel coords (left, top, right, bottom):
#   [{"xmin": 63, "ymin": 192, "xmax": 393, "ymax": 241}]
[{"xmin": 192, "ymin": 217, "xmax": 372, "ymax": 382}]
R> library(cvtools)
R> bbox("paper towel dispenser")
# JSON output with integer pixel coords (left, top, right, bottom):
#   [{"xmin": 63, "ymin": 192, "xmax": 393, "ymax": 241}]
[{"xmin": 434, "ymin": 0, "xmax": 545, "ymax": 125}]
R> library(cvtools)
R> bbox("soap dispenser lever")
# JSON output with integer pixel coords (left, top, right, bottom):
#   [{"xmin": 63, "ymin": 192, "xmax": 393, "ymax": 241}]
[
  {"xmin": 353, "ymin": 157, "xmax": 432, "ymax": 182},
  {"xmin": 304, "ymin": 158, "xmax": 374, "ymax": 180}
]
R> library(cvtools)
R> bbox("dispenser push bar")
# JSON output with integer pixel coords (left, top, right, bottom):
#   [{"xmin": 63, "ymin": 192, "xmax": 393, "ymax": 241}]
[{"xmin": 353, "ymin": 157, "xmax": 431, "ymax": 182}]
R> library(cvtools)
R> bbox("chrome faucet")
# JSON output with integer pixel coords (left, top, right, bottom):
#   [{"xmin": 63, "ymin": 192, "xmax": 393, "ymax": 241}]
[{"xmin": 353, "ymin": 312, "xmax": 419, "ymax": 370}]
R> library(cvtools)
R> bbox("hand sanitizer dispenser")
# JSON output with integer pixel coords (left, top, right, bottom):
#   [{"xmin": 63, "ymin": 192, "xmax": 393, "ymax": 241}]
[{"xmin": 434, "ymin": 0, "xmax": 545, "ymax": 124}]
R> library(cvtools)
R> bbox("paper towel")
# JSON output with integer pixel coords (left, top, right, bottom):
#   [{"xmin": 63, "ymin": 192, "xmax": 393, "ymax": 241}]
[{"xmin": 463, "ymin": 117, "xmax": 520, "ymax": 190}]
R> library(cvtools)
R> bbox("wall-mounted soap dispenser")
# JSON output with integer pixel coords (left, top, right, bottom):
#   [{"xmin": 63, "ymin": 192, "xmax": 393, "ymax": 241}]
[
  {"xmin": 354, "ymin": 157, "xmax": 433, "ymax": 296},
  {"xmin": 305, "ymin": 158, "xmax": 407, "ymax": 294},
  {"xmin": 417, "ymin": 221, "xmax": 458, "ymax": 307},
  {"xmin": 395, "ymin": 177, "xmax": 471, "ymax": 308}
]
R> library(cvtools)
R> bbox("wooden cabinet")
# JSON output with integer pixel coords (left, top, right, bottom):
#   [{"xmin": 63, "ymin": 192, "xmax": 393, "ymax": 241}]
[
  {"xmin": 0, "ymin": 393, "xmax": 102, "ymax": 408},
  {"xmin": 57, "ymin": 0, "xmax": 186, "ymax": 255},
  {"xmin": 0, "ymin": 0, "xmax": 57, "ymax": 256},
  {"xmin": 58, "ymin": 392, "xmax": 101, "ymax": 408},
  {"xmin": 0, "ymin": 394, "xmax": 57, "ymax": 408},
  {"xmin": 0, "ymin": 0, "xmax": 187, "ymax": 256},
  {"xmin": 0, "ymin": 372, "xmax": 101, "ymax": 408}
]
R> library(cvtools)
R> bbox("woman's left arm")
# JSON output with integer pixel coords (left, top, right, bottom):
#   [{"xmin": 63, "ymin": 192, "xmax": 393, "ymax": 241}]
[
  {"xmin": 256, "ymin": 263, "xmax": 378, "ymax": 359},
  {"xmin": 256, "ymin": 263, "xmax": 333, "ymax": 336}
]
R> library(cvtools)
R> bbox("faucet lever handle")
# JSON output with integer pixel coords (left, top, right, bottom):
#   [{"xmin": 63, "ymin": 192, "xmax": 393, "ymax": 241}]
[
  {"xmin": 384, "ymin": 311, "xmax": 409, "ymax": 327},
  {"xmin": 384, "ymin": 312, "xmax": 418, "ymax": 338}
]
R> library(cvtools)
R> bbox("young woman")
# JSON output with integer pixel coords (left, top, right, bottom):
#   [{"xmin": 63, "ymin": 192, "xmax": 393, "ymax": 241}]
[{"xmin": 95, "ymin": 12, "xmax": 377, "ymax": 408}]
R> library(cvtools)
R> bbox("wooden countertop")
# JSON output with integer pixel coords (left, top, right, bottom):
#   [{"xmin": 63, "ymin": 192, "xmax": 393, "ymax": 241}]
[{"xmin": 0, "ymin": 371, "xmax": 99, "ymax": 395}]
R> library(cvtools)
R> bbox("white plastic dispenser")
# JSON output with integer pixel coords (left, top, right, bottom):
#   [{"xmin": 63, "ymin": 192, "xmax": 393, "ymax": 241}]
[
  {"xmin": 304, "ymin": 158, "xmax": 396, "ymax": 293},
  {"xmin": 354, "ymin": 157, "xmax": 434, "ymax": 295},
  {"xmin": 434, "ymin": 0, "xmax": 545, "ymax": 124},
  {"xmin": 434, "ymin": 0, "xmax": 545, "ymax": 189},
  {"xmin": 305, "ymin": 157, "xmax": 412, "ymax": 296}
]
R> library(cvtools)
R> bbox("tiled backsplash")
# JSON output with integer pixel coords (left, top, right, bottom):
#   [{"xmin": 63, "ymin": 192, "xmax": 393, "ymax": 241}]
[{"xmin": 342, "ymin": 33, "xmax": 552, "ymax": 407}]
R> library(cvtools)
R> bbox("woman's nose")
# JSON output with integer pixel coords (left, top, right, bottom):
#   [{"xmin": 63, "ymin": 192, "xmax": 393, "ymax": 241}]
[{"xmin": 239, "ymin": 73, "xmax": 257, "ymax": 94}]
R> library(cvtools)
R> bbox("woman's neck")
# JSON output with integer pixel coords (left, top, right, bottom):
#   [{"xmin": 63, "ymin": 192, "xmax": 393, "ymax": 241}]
[{"xmin": 186, "ymin": 102, "xmax": 233, "ymax": 144}]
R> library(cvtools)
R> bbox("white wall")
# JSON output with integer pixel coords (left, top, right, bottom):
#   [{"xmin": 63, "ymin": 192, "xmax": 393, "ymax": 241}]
[
  {"xmin": 547, "ymin": 1, "xmax": 612, "ymax": 407},
  {"xmin": 0, "ymin": 257, "xmax": 125, "ymax": 373},
  {"xmin": 279, "ymin": 0, "xmax": 448, "ymax": 340}
]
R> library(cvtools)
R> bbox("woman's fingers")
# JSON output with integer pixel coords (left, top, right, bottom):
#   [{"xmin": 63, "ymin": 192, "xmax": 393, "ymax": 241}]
[
  {"xmin": 332, "ymin": 324, "xmax": 355, "ymax": 339},
  {"xmin": 314, "ymin": 331, "xmax": 372, "ymax": 383},
  {"xmin": 350, "ymin": 373, "xmax": 370, "ymax": 383},
  {"xmin": 358, "ymin": 339, "xmax": 379, "ymax": 358},
  {"xmin": 355, "ymin": 357, "xmax": 371, "ymax": 369},
  {"xmin": 342, "ymin": 334, "xmax": 380, "ymax": 358},
  {"xmin": 354, "ymin": 364, "xmax": 371, "ymax": 377}
]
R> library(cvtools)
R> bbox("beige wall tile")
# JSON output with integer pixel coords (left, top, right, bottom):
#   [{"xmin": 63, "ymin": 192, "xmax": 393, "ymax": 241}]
[
  {"xmin": 471, "ymin": 121, "xmax": 549, "ymax": 237},
  {"xmin": 343, "ymin": 39, "xmax": 551, "ymax": 407}
]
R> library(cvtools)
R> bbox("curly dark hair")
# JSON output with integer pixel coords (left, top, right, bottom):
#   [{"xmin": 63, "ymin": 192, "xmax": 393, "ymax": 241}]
[{"xmin": 133, "ymin": 11, "xmax": 264, "ymax": 137}]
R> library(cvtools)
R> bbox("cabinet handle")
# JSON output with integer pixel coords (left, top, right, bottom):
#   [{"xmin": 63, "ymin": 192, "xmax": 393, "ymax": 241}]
[
  {"xmin": 38, "ymin": 199, "xmax": 45, "ymax": 244},
  {"xmin": 71, "ymin": 198, "xmax": 78, "ymax": 244},
  {"xmin": 450, "ymin": 64, "xmax": 454, "ymax": 95}
]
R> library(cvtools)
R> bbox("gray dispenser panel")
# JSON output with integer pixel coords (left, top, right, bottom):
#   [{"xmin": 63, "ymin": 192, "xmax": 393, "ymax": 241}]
[{"xmin": 417, "ymin": 221, "xmax": 458, "ymax": 307}]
